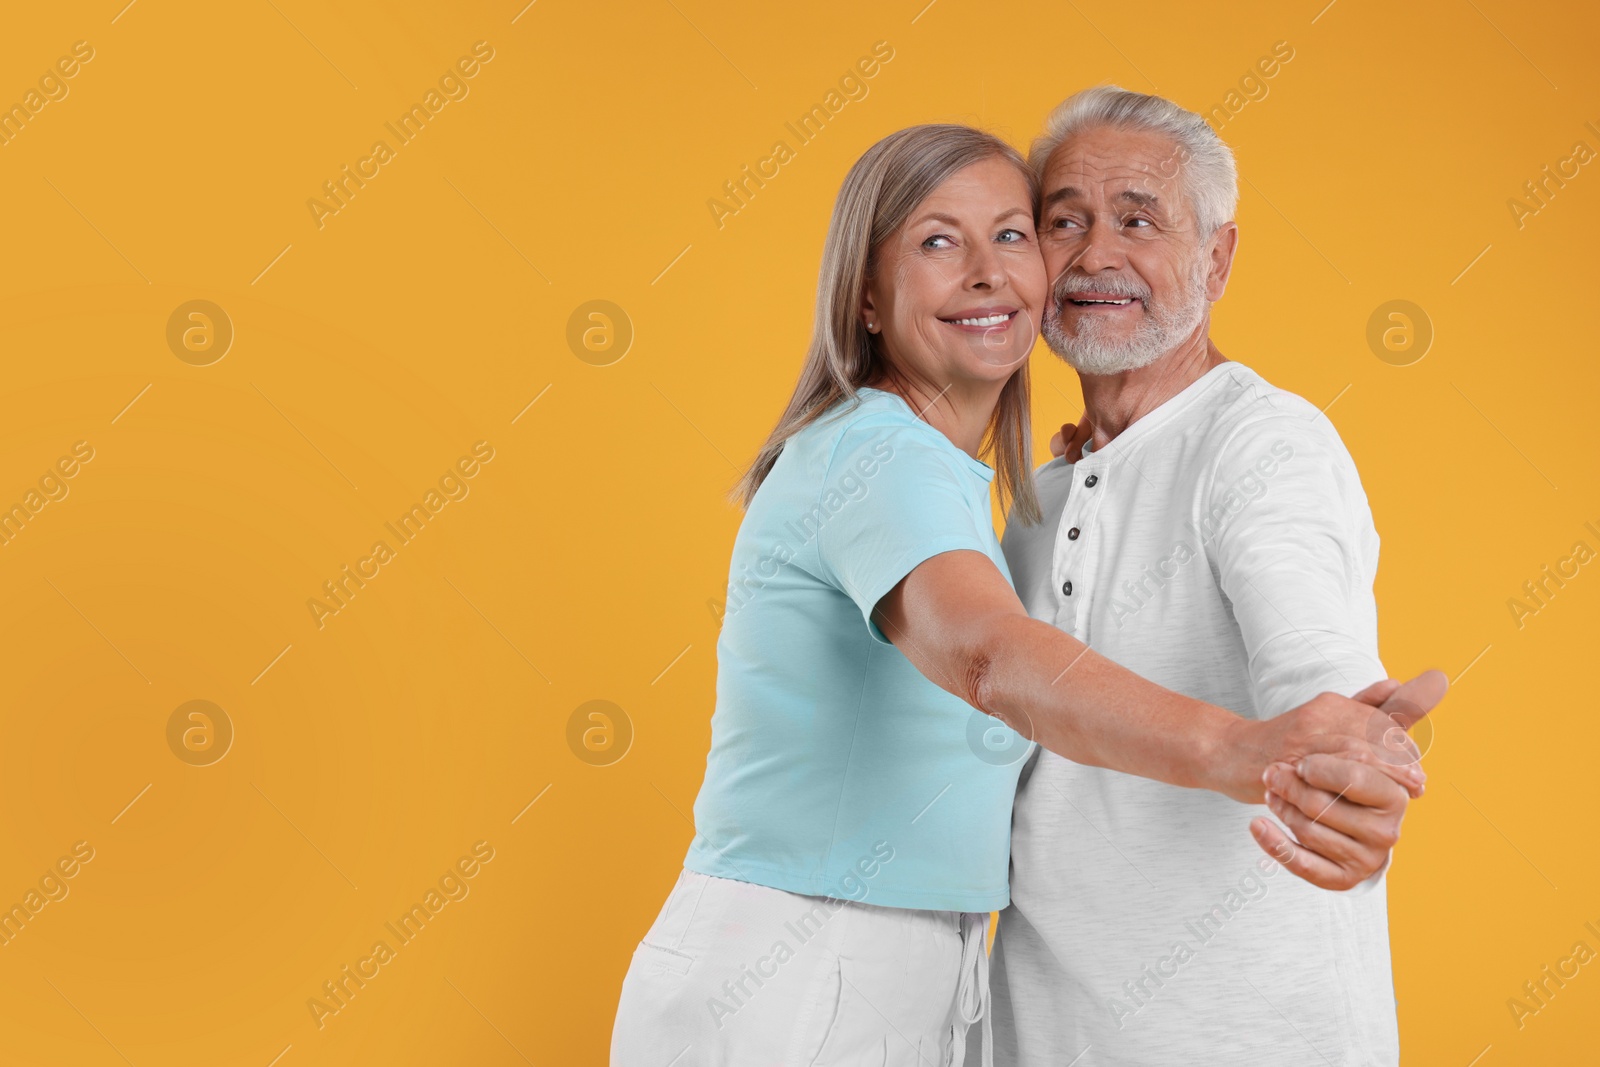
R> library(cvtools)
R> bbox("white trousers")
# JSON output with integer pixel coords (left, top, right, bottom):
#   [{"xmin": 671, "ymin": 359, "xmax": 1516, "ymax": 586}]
[{"xmin": 612, "ymin": 868, "xmax": 993, "ymax": 1067}]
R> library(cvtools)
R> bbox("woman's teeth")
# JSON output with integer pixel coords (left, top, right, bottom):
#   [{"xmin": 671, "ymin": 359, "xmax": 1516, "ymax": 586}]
[{"xmin": 948, "ymin": 313, "xmax": 1013, "ymax": 326}]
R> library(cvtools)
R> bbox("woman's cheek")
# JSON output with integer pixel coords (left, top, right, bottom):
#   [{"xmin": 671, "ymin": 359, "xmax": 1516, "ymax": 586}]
[{"xmin": 1014, "ymin": 253, "xmax": 1049, "ymax": 313}]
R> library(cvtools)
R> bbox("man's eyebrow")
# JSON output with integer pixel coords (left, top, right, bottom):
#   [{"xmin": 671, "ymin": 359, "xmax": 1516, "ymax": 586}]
[
  {"xmin": 1041, "ymin": 186, "xmax": 1165, "ymax": 212},
  {"xmin": 1042, "ymin": 186, "xmax": 1081, "ymax": 208},
  {"xmin": 1117, "ymin": 189, "xmax": 1162, "ymax": 211}
]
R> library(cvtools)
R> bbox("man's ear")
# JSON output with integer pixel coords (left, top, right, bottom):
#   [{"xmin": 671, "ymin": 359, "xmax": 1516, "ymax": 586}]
[{"xmin": 1205, "ymin": 222, "xmax": 1239, "ymax": 302}]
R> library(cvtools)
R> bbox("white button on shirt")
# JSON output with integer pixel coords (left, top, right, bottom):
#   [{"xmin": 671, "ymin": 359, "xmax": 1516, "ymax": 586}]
[{"xmin": 983, "ymin": 361, "xmax": 1400, "ymax": 1066}]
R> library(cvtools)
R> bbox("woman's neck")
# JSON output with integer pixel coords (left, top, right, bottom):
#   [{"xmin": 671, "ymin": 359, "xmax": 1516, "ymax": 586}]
[{"xmin": 868, "ymin": 370, "xmax": 1005, "ymax": 459}]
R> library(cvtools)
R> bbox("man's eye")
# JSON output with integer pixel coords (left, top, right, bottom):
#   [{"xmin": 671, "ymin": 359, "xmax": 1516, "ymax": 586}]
[
  {"xmin": 1125, "ymin": 217, "xmax": 1152, "ymax": 228},
  {"xmin": 1051, "ymin": 217, "xmax": 1081, "ymax": 230}
]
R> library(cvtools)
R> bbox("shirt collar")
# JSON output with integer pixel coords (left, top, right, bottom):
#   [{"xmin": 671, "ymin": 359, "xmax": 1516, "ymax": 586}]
[{"xmin": 1073, "ymin": 361, "xmax": 1240, "ymax": 469}]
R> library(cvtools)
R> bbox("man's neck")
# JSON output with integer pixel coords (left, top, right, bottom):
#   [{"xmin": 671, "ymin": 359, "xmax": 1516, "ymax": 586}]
[{"xmin": 1079, "ymin": 323, "xmax": 1227, "ymax": 449}]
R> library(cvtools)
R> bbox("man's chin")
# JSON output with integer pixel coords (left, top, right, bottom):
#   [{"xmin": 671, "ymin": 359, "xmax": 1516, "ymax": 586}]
[
  {"xmin": 1044, "ymin": 333, "xmax": 1168, "ymax": 376},
  {"xmin": 1070, "ymin": 354, "xmax": 1166, "ymax": 376}
]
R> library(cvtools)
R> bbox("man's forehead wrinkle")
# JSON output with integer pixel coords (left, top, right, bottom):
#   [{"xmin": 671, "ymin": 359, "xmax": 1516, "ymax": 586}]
[
  {"xmin": 1052, "ymin": 144, "xmax": 1169, "ymax": 174},
  {"xmin": 1045, "ymin": 180, "xmax": 1176, "ymax": 211},
  {"xmin": 1048, "ymin": 138, "xmax": 1183, "ymax": 184}
]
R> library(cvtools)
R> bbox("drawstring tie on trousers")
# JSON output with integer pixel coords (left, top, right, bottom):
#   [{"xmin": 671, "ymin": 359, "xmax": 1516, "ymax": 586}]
[{"xmin": 948, "ymin": 911, "xmax": 992, "ymax": 1067}]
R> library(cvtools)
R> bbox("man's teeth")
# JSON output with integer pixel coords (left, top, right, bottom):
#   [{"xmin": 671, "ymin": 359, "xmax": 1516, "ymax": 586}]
[
  {"xmin": 949, "ymin": 313, "xmax": 1012, "ymax": 326},
  {"xmin": 1070, "ymin": 297, "xmax": 1134, "ymax": 305}
]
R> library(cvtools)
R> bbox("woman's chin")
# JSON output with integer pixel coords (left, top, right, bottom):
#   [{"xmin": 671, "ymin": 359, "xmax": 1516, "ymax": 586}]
[{"xmin": 966, "ymin": 340, "xmax": 1036, "ymax": 374}]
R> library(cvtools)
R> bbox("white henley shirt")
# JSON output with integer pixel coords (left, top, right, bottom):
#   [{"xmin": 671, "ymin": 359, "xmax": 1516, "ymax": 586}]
[{"xmin": 982, "ymin": 360, "xmax": 1399, "ymax": 1066}]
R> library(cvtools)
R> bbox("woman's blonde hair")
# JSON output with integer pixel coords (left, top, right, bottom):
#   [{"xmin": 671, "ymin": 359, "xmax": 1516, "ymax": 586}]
[{"xmin": 733, "ymin": 123, "xmax": 1042, "ymax": 525}]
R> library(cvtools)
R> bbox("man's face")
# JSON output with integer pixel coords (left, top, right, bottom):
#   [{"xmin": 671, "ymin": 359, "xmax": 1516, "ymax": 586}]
[{"xmin": 1037, "ymin": 124, "xmax": 1218, "ymax": 375}]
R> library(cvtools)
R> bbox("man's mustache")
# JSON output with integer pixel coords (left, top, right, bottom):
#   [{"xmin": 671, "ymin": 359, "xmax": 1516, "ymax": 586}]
[{"xmin": 1051, "ymin": 273, "xmax": 1152, "ymax": 308}]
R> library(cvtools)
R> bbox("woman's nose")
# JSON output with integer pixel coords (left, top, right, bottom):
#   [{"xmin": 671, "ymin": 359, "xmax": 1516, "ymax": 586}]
[{"xmin": 966, "ymin": 245, "xmax": 1005, "ymax": 289}]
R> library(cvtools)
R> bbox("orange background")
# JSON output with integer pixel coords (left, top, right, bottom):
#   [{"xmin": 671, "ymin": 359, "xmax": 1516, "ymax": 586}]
[{"xmin": 0, "ymin": 0, "xmax": 1595, "ymax": 1063}]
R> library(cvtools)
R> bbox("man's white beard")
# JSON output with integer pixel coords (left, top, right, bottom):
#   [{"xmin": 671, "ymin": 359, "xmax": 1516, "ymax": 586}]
[{"xmin": 1042, "ymin": 257, "xmax": 1211, "ymax": 375}]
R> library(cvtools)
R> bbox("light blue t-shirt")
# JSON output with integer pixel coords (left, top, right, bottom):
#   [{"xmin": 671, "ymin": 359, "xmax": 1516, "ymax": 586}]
[{"xmin": 685, "ymin": 387, "xmax": 1033, "ymax": 911}]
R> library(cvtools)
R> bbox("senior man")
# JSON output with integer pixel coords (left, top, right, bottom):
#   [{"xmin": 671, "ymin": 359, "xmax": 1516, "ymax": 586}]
[{"xmin": 972, "ymin": 86, "xmax": 1426, "ymax": 1066}]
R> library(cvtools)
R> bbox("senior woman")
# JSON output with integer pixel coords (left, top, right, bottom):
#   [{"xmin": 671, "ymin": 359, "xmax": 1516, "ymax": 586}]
[{"xmin": 610, "ymin": 124, "xmax": 1434, "ymax": 1066}]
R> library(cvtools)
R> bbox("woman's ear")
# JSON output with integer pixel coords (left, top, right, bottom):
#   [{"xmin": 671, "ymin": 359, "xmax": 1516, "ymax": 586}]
[{"xmin": 860, "ymin": 288, "xmax": 879, "ymax": 334}]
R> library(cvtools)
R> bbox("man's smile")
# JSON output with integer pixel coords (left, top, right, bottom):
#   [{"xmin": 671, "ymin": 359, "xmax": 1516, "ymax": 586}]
[{"xmin": 1060, "ymin": 291, "xmax": 1144, "ymax": 315}]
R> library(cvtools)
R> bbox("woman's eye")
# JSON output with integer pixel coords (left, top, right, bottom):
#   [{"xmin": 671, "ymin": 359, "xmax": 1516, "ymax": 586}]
[
  {"xmin": 923, "ymin": 234, "xmax": 954, "ymax": 250},
  {"xmin": 996, "ymin": 228, "xmax": 1028, "ymax": 243}
]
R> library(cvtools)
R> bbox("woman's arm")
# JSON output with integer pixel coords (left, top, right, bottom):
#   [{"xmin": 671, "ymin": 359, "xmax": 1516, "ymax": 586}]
[{"xmin": 873, "ymin": 549, "xmax": 1434, "ymax": 813}]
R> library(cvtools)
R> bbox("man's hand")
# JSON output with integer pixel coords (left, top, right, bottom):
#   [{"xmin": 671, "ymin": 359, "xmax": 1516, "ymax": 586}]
[
  {"xmin": 1252, "ymin": 755, "xmax": 1407, "ymax": 889},
  {"xmin": 1242, "ymin": 673, "xmax": 1446, "ymax": 890}
]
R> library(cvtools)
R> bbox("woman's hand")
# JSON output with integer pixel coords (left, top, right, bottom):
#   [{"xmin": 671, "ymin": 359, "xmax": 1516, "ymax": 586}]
[
  {"xmin": 1048, "ymin": 417, "xmax": 1094, "ymax": 463},
  {"xmin": 1211, "ymin": 672, "xmax": 1441, "ymax": 806}
]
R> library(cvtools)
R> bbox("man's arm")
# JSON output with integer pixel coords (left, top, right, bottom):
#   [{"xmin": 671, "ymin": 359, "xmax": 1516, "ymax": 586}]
[{"xmin": 1211, "ymin": 410, "xmax": 1428, "ymax": 887}]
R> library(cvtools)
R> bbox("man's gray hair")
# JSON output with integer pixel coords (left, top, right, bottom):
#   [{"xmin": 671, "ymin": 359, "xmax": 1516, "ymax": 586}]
[{"xmin": 1030, "ymin": 85, "xmax": 1239, "ymax": 240}]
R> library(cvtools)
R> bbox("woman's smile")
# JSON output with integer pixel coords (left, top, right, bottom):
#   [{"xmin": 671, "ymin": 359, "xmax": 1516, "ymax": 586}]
[{"xmin": 939, "ymin": 306, "xmax": 1020, "ymax": 332}]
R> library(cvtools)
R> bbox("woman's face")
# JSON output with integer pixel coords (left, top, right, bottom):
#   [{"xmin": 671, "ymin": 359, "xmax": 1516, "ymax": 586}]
[{"xmin": 863, "ymin": 156, "xmax": 1046, "ymax": 389}]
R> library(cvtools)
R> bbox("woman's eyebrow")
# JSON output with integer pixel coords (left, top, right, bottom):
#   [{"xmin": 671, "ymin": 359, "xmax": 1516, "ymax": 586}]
[{"xmin": 911, "ymin": 206, "xmax": 1035, "ymax": 227}]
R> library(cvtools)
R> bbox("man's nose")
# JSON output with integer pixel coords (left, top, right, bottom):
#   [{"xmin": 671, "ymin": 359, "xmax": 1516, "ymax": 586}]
[{"xmin": 1069, "ymin": 219, "xmax": 1124, "ymax": 274}]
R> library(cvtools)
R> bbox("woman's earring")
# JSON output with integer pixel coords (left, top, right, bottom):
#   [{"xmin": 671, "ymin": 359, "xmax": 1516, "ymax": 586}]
[{"xmin": 865, "ymin": 321, "xmax": 877, "ymax": 333}]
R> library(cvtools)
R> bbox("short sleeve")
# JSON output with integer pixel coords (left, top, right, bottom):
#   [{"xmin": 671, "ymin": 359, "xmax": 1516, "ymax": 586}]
[
  {"xmin": 1208, "ymin": 412, "xmax": 1387, "ymax": 715},
  {"xmin": 813, "ymin": 420, "xmax": 995, "ymax": 645}
]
